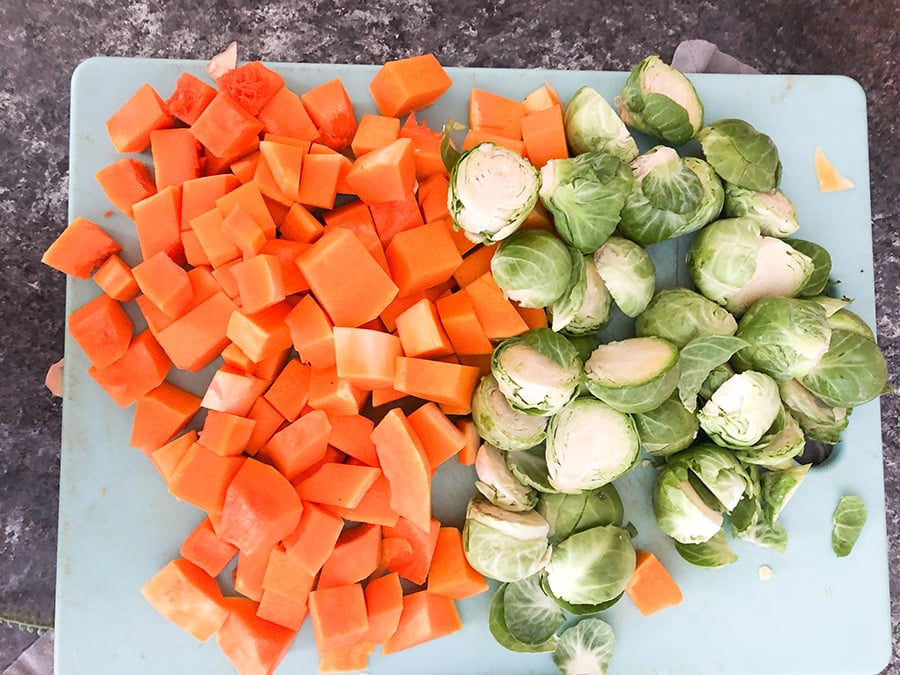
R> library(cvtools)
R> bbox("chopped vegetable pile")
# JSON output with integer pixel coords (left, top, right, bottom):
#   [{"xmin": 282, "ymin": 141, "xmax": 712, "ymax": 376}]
[{"xmin": 43, "ymin": 48, "xmax": 888, "ymax": 675}]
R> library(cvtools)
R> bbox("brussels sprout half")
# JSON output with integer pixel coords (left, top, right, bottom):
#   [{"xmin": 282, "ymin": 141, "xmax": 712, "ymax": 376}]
[
  {"xmin": 491, "ymin": 229, "xmax": 574, "ymax": 308},
  {"xmin": 475, "ymin": 443, "xmax": 538, "ymax": 512},
  {"xmin": 491, "ymin": 328, "xmax": 583, "ymax": 416},
  {"xmin": 448, "ymin": 142, "xmax": 540, "ymax": 244},
  {"xmin": 472, "ymin": 373, "xmax": 549, "ymax": 452},
  {"xmin": 545, "ymin": 397, "xmax": 640, "ymax": 493},
  {"xmin": 723, "ymin": 182, "xmax": 799, "ymax": 238},
  {"xmin": 583, "ymin": 337, "xmax": 680, "ymax": 414},
  {"xmin": 615, "ymin": 55, "xmax": 704, "ymax": 146},
  {"xmin": 564, "ymin": 85, "xmax": 639, "ymax": 162},
  {"xmin": 779, "ymin": 379, "xmax": 850, "ymax": 444},
  {"xmin": 801, "ymin": 329, "xmax": 890, "ymax": 408},
  {"xmin": 697, "ymin": 118, "xmax": 782, "ymax": 191},
  {"xmin": 539, "ymin": 152, "xmax": 635, "ymax": 254},
  {"xmin": 549, "ymin": 254, "xmax": 612, "ymax": 336},
  {"xmin": 593, "ymin": 236, "xmax": 655, "ymax": 317},
  {"xmin": 653, "ymin": 459, "xmax": 725, "ymax": 545}
]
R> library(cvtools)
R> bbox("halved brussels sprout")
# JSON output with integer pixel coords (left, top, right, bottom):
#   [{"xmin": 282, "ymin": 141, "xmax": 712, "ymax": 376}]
[
  {"xmin": 448, "ymin": 142, "xmax": 540, "ymax": 244},
  {"xmin": 800, "ymin": 329, "xmax": 890, "ymax": 408},
  {"xmin": 653, "ymin": 459, "xmax": 725, "ymax": 544},
  {"xmin": 491, "ymin": 229, "xmax": 574, "ymax": 308},
  {"xmin": 491, "ymin": 328, "xmax": 583, "ymax": 416},
  {"xmin": 697, "ymin": 370, "xmax": 782, "ymax": 448},
  {"xmin": 489, "ymin": 583, "xmax": 558, "ymax": 653},
  {"xmin": 553, "ymin": 617, "xmax": 616, "ymax": 675},
  {"xmin": 544, "ymin": 524, "xmax": 636, "ymax": 606},
  {"xmin": 472, "ymin": 374, "xmax": 549, "ymax": 452},
  {"xmin": 547, "ymin": 249, "xmax": 587, "ymax": 333},
  {"xmin": 619, "ymin": 150, "xmax": 724, "ymax": 245},
  {"xmin": 583, "ymin": 337, "xmax": 680, "ymax": 414},
  {"xmin": 545, "ymin": 397, "xmax": 640, "ymax": 493},
  {"xmin": 635, "ymin": 288, "xmax": 738, "ymax": 348},
  {"xmin": 687, "ymin": 217, "xmax": 814, "ymax": 315},
  {"xmin": 462, "ymin": 496, "xmax": 552, "ymax": 583},
  {"xmin": 615, "ymin": 55, "xmax": 704, "ymax": 146},
  {"xmin": 593, "ymin": 236, "xmax": 655, "ymax": 317},
  {"xmin": 779, "ymin": 379, "xmax": 850, "ymax": 444},
  {"xmin": 697, "ymin": 118, "xmax": 782, "ymax": 191},
  {"xmin": 550, "ymin": 254, "xmax": 612, "ymax": 336},
  {"xmin": 537, "ymin": 485, "xmax": 624, "ymax": 545},
  {"xmin": 633, "ymin": 396, "xmax": 700, "ymax": 458},
  {"xmin": 539, "ymin": 152, "xmax": 635, "ymax": 253},
  {"xmin": 475, "ymin": 443, "xmax": 538, "ymax": 512},
  {"xmin": 734, "ymin": 296, "xmax": 832, "ymax": 381},
  {"xmin": 723, "ymin": 182, "xmax": 799, "ymax": 237},
  {"xmin": 564, "ymin": 85, "xmax": 639, "ymax": 162}
]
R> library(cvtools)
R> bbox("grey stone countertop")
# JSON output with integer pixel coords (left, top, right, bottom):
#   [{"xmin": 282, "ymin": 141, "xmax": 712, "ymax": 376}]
[{"xmin": 0, "ymin": 1, "xmax": 897, "ymax": 672}]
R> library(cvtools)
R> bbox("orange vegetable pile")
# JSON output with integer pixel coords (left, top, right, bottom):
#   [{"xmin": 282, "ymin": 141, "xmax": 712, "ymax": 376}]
[{"xmin": 42, "ymin": 51, "xmax": 583, "ymax": 674}]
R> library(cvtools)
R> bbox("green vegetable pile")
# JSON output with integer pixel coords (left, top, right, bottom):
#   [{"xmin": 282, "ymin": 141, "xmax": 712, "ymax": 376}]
[{"xmin": 447, "ymin": 54, "xmax": 889, "ymax": 674}]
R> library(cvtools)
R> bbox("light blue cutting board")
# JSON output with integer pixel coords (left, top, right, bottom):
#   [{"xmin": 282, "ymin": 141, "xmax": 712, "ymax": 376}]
[{"xmin": 56, "ymin": 57, "xmax": 890, "ymax": 675}]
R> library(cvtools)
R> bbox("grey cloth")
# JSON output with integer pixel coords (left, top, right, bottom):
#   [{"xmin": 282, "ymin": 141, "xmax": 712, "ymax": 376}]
[
  {"xmin": 2, "ymin": 633, "xmax": 53, "ymax": 675},
  {"xmin": 2, "ymin": 40, "xmax": 752, "ymax": 675},
  {"xmin": 672, "ymin": 39, "xmax": 760, "ymax": 74}
]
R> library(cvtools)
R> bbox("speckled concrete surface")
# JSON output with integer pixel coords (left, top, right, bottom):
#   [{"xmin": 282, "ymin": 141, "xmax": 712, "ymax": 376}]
[{"xmin": 0, "ymin": 0, "xmax": 897, "ymax": 672}]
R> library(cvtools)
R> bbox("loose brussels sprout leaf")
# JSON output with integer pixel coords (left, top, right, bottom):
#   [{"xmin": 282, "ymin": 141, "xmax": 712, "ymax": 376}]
[
  {"xmin": 583, "ymin": 337, "xmax": 680, "ymax": 414},
  {"xmin": 564, "ymin": 86, "xmax": 639, "ymax": 162},
  {"xmin": 697, "ymin": 118, "xmax": 782, "ymax": 191},
  {"xmin": 546, "ymin": 397, "xmax": 640, "ymax": 492},
  {"xmin": 734, "ymin": 404, "xmax": 806, "ymax": 470},
  {"xmin": 544, "ymin": 524, "xmax": 636, "ymax": 606},
  {"xmin": 615, "ymin": 55, "xmax": 704, "ymax": 146},
  {"xmin": 502, "ymin": 574, "xmax": 566, "ymax": 647},
  {"xmin": 593, "ymin": 236, "xmax": 655, "ymax": 317},
  {"xmin": 677, "ymin": 335, "xmax": 749, "ymax": 412},
  {"xmin": 537, "ymin": 485, "xmax": 625, "ymax": 545},
  {"xmin": 539, "ymin": 152, "xmax": 635, "ymax": 253},
  {"xmin": 784, "ymin": 238, "xmax": 832, "ymax": 297},
  {"xmin": 653, "ymin": 460, "xmax": 725, "ymax": 544},
  {"xmin": 463, "ymin": 496, "xmax": 552, "ymax": 582},
  {"xmin": 800, "ymin": 329, "xmax": 890, "ymax": 408},
  {"xmin": 633, "ymin": 396, "xmax": 699, "ymax": 458},
  {"xmin": 726, "ymin": 236, "xmax": 815, "ymax": 315},
  {"xmin": 671, "ymin": 444, "xmax": 754, "ymax": 513},
  {"xmin": 552, "ymin": 256, "xmax": 612, "ymax": 336},
  {"xmin": 723, "ymin": 182, "xmax": 799, "ymax": 237},
  {"xmin": 489, "ymin": 584, "xmax": 558, "ymax": 653},
  {"xmin": 635, "ymin": 288, "xmax": 738, "ymax": 349},
  {"xmin": 472, "ymin": 374, "xmax": 549, "ymax": 452},
  {"xmin": 729, "ymin": 466, "xmax": 789, "ymax": 553},
  {"xmin": 548, "ymin": 249, "xmax": 587, "ymax": 332},
  {"xmin": 735, "ymin": 296, "xmax": 832, "ymax": 381},
  {"xmin": 832, "ymin": 495, "xmax": 867, "ymax": 557},
  {"xmin": 492, "ymin": 328, "xmax": 583, "ymax": 416},
  {"xmin": 779, "ymin": 379, "xmax": 850, "ymax": 444},
  {"xmin": 449, "ymin": 142, "xmax": 540, "ymax": 244},
  {"xmin": 732, "ymin": 510, "xmax": 788, "ymax": 553},
  {"xmin": 827, "ymin": 307, "xmax": 877, "ymax": 342},
  {"xmin": 698, "ymin": 363, "xmax": 734, "ymax": 402},
  {"xmin": 687, "ymin": 217, "xmax": 760, "ymax": 309},
  {"xmin": 475, "ymin": 443, "xmax": 538, "ymax": 512},
  {"xmin": 553, "ymin": 617, "xmax": 616, "ymax": 675},
  {"xmin": 674, "ymin": 530, "xmax": 738, "ymax": 567},
  {"xmin": 506, "ymin": 446, "xmax": 559, "ymax": 494},
  {"xmin": 698, "ymin": 370, "xmax": 781, "ymax": 448},
  {"xmin": 491, "ymin": 229, "xmax": 574, "ymax": 308},
  {"xmin": 760, "ymin": 463, "xmax": 810, "ymax": 524},
  {"xmin": 809, "ymin": 295, "xmax": 851, "ymax": 318}
]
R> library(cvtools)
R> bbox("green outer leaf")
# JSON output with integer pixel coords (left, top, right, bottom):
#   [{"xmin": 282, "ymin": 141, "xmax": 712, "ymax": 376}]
[
  {"xmin": 491, "ymin": 230, "xmax": 574, "ymax": 308},
  {"xmin": 489, "ymin": 584, "xmax": 558, "ymax": 653},
  {"xmin": 632, "ymin": 396, "xmax": 699, "ymax": 458},
  {"xmin": 549, "ymin": 249, "xmax": 588, "ymax": 332},
  {"xmin": 800, "ymin": 329, "xmax": 890, "ymax": 408},
  {"xmin": 540, "ymin": 575, "xmax": 624, "ymax": 615},
  {"xmin": 593, "ymin": 236, "xmax": 656, "ymax": 317},
  {"xmin": 832, "ymin": 495, "xmax": 867, "ymax": 557},
  {"xmin": 686, "ymin": 217, "xmax": 760, "ymax": 308},
  {"xmin": 553, "ymin": 617, "xmax": 616, "ymax": 675},
  {"xmin": 786, "ymin": 238, "xmax": 832, "ymax": 297},
  {"xmin": 828, "ymin": 308, "xmax": 876, "ymax": 342},
  {"xmin": 506, "ymin": 447, "xmax": 560, "ymax": 493},
  {"xmin": 677, "ymin": 335, "xmax": 750, "ymax": 412},
  {"xmin": 537, "ymin": 485, "xmax": 624, "ymax": 545},
  {"xmin": 674, "ymin": 530, "xmax": 738, "ymax": 567},
  {"xmin": 503, "ymin": 574, "xmax": 566, "ymax": 646},
  {"xmin": 635, "ymin": 288, "xmax": 738, "ymax": 349},
  {"xmin": 639, "ymin": 91, "xmax": 696, "ymax": 146},
  {"xmin": 697, "ymin": 118, "xmax": 782, "ymax": 191},
  {"xmin": 640, "ymin": 150, "xmax": 704, "ymax": 213}
]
